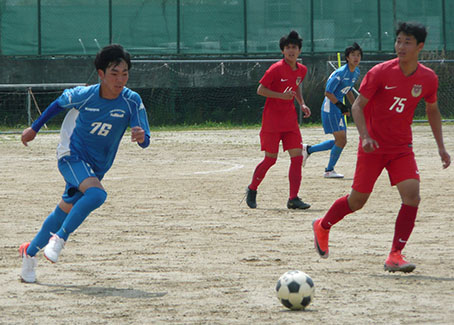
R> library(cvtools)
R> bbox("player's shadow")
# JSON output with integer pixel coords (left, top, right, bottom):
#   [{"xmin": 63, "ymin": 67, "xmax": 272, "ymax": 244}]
[{"xmin": 36, "ymin": 282, "xmax": 167, "ymax": 299}]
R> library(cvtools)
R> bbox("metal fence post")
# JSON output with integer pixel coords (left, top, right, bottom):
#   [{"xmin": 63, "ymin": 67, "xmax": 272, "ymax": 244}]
[{"xmin": 26, "ymin": 88, "xmax": 32, "ymax": 126}]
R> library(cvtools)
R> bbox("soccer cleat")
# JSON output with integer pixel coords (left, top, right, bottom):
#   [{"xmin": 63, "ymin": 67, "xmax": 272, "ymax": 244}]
[
  {"xmin": 312, "ymin": 219, "xmax": 330, "ymax": 258},
  {"xmin": 245, "ymin": 187, "xmax": 257, "ymax": 209},
  {"xmin": 19, "ymin": 242, "xmax": 37, "ymax": 283},
  {"xmin": 302, "ymin": 144, "xmax": 311, "ymax": 167},
  {"xmin": 44, "ymin": 234, "xmax": 65, "ymax": 263},
  {"xmin": 384, "ymin": 250, "xmax": 416, "ymax": 273},
  {"xmin": 287, "ymin": 197, "xmax": 311, "ymax": 210},
  {"xmin": 324, "ymin": 170, "xmax": 344, "ymax": 178}
]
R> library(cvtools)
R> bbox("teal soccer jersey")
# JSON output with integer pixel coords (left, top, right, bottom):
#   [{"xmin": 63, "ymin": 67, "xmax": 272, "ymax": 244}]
[
  {"xmin": 33, "ymin": 84, "xmax": 150, "ymax": 176},
  {"xmin": 325, "ymin": 64, "xmax": 360, "ymax": 102}
]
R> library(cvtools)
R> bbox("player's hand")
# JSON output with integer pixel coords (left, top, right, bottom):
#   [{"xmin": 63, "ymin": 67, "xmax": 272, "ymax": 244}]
[
  {"xmin": 335, "ymin": 101, "xmax": 350, "ymax": 115},
  {"xmin": 281, "ymin": 89, "xmax": 296, "ymax": 100},
  {"xmin": 21, "ymin": 127, "xmax": 37, "ymax": 146},
  {"xmin": 301, "ymin": 104, "xmax": 311, "ymax": 118},
  {"xmin": 439, "ymin": 148, "xmax": 451, "ymax": 169},
  {"xmin": 131, "ymin": 126, "xmax": 145, "ymax": 144},
  {"xmin": 361, "ymin": 136, "xmax": 379, "ymax": 153}
]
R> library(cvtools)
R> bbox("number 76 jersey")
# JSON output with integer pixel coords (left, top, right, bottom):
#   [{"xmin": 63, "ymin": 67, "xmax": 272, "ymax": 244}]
[
  {"xmin": 359, "ymin": 58, "xmax": 438, "ymax": 154},
  {"xmin": 56, "ymin": 84, "xmax": 151, "ymax": 175}
]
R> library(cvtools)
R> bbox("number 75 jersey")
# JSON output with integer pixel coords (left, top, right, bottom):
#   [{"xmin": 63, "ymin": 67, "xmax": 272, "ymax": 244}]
[
  {"xmin": 359, "ymin": 58, "xmax": 438, "ymax": 154},
  {"xmin": 56, "ymin": 84, "xmax": 151, "ymax": 175}
]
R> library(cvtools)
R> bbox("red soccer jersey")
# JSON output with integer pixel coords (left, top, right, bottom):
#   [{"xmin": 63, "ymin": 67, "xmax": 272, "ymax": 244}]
[
  {"xmin": 359, "ymin": 58, "xmax": 438, "ymax": 153},
  {"xmin": 259, "ymin": 59, "xmax": 308, "ymax": 132}
]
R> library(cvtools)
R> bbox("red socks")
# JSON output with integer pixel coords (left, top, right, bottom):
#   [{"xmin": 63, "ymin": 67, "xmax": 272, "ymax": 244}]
[
  {"xmin": 249, "ymin": 156, "xmax": 276, "ymax": 190},
  {"xmin": 289, "ymin": 156, "xmax": 303, "ymax": 199},
  {"xmin": 391, "ymin": 204, "xmax": 418, "ymax": 252},
  {"xmin": 321, "ymin": 195, "xmax": 353, "ymax": 229}
]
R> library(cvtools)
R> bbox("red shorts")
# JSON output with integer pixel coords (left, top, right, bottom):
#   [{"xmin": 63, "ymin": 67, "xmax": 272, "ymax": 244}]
[
  {"xmin": 352, "ymin": 150, "xmax": 420, "ymax": 193},
  {"xmin": 260, "ymin": 130, "xmax": 302, "ymax": 153}
]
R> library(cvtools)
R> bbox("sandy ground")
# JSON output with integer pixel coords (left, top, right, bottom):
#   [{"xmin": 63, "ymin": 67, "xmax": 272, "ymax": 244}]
[{"xmin": 1, "ymin": 125, "xmax": 453, "ymax": 324}]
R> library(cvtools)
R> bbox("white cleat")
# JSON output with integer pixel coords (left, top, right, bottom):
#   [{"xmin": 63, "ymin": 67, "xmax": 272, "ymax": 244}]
[
  {"xmin": 324, "ymin": 170, "xmax": 344, "ymax": 178},
  {"xmin": 302, "ymin": 144, "xmax": 310, "ymax": 167},
  {"xmin": 44, "ymin": 234, "xmax": 65, "ymax": 263},
  {"xmin": 19, "ymin": 242, "xmax": 37, "ymax": 283}
]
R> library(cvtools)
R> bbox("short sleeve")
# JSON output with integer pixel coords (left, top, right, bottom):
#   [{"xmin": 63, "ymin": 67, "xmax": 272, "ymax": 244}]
[
  {"xmin": 325, "ymin": 69, "xmax": 342, "ymax": 93},
  {"xmin": 358, "ymin": 64, "xmax": 382, "ymax": 100},
  {"xmin": 57, "ymin": 86, "xmax": 86, "ymax": 109},
  {"xmin": 259, "ymin": 65, "xmax": 277, "ymax": 88},
  {"xmin": 424, "ymin": 73, "xmax": 438, "ymax": 104}
]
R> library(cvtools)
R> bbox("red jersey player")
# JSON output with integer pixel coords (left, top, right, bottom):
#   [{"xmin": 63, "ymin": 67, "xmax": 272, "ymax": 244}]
[
  {"xmin": 245, "ymin": 30, "xmax": 311, "ymax": 210},
  {"xmin": 312, "ymin": 22, "xmax": 451, "ymax": 273}
]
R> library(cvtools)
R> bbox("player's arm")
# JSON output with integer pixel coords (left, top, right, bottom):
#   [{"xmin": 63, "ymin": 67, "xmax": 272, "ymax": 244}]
[
  {"xmin": 351, "ymin": 94, "xmax": 379, "ymax": 152},
  {"xmin": 325, "ymin": 91, "xmax": 349, "ymax": 115},
  {"xmin": 130, "ymin": 97, "xmax": 151, "ymax": 149},
  {"xmin": 295, "ymin": 84, "xmax": 311, "ymax": 118},
  {"xmin": 425, "ymin": 101, "xmax": 451, "ymax": 168},
  {"xmin": 346, "ymin": 90, "xmax": 356, "ymax": 105},
  {"xmin": 257, "ymin": 84, "xmax": 294, "ymax": 101},
  {"xmin": 21, "ymin": 99, "xmax": 65, "ymax": 146}
]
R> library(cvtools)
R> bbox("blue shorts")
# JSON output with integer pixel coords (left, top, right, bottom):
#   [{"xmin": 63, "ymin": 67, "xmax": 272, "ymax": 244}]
[
  {"xmin": 321, "ymin": 99, "xmax": 347, "ymax": 134},
  {"xmin": 58, "ymin": 155, "xmax": 102, "ymax": 204}
]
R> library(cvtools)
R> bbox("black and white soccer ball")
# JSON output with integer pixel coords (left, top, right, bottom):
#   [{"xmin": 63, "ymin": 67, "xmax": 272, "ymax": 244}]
[{"xmin": 276, "ymin": 270, "xmax": 315, "ymax": 310}]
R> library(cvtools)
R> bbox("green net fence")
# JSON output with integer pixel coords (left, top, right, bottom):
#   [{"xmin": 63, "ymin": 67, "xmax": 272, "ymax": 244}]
[{"xmin": 1, "ymin": 0, "xmax": 454, "ymax": 56}]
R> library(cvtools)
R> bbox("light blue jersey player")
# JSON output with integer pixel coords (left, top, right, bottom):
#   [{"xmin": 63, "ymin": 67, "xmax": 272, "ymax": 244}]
[
  {"xmin": 305, "ymin": 43, "xmax": 362, "ymax": 178},
  {"xmin": 19, "ymin": 44, "xmax": 150, "ymax": 283}
]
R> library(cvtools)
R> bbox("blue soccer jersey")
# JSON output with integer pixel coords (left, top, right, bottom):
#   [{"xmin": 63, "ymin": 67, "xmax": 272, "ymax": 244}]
[
  {"xmin": 324, "ymin": 64, "xmax": 360, "ymax": 103},
  {"xmin": 321, "ymin": 64, "xmax": 360, "ymax": 133},
  {"xmin": 32, "ymin": 84, "xmax": 150, "ymax": 176}
]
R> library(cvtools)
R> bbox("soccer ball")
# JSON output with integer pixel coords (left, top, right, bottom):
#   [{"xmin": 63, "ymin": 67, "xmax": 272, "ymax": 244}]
[{"xmin": 276, "ymin": 270, "xmax": 315, "ymax": 310}]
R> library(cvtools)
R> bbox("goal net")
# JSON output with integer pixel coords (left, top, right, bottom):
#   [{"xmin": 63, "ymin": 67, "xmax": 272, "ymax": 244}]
[
  {"xmin": 0, "ymin": 83, "xmax": 85, "ymax": 133},
  {"xmin": 326, "ymin": 59, "xmax": 454, "ymax": 122}
]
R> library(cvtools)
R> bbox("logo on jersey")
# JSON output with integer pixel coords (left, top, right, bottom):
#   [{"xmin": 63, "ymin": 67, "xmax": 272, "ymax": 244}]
[
  {"xmin": 85, "ymin": 107, "xmax": 100, "ymax": 112},
  {"xmin": 411, "ymin": 84, "xmax": 422, "ymax": 97},
  {"xmin": 339, "ymin": 117, "xmax": 345, "ymax": 127},
  {"xmin": 296, "ymin": 77, "xmax": 302, "ymax": 86},
  {"xmin": 139, "ymin": 102, "xmax": 145, "ymax": 110},
  {"xmin": 110, "ymin": 109, "xmax": 125, "ymax": 118},
  {"xmin": 341, "ymin": 86, "xmax": 351, "ymax": 95}
]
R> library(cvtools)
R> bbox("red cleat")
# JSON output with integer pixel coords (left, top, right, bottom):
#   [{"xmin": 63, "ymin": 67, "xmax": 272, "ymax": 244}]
[
  {"xmin": 384, "ymin": 250, "xmax": 416, "ymax": 273},
  {"xmin": 312, "ymin": 218, "xmax": 330, "ymax": 258}
]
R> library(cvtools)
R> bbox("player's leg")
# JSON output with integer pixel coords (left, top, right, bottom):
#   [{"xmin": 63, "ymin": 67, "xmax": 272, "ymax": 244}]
[
  {"xmin": 44, "ymin": 157, "xmax": 107, "ymax": 263},
  {"xmin": 306, "ymin": 140, "xmax": 335, "ymax": 155},
  {"xmin": 313, "ymin": 151, "xmax": 384, "ymax": 258},
  {"xmin": 306, "ymin": 103, "xmax": 337, "ymax": 157},
  {"xmin": 19, "ymin": 188, "xmax": 78, "ymax": 282},
  {"xmin": 246, "ymin": 131, "xmax": 279, "ymax": 208},
  {"xmin": 325, "ymin": 130, "xmax": 347, "ymax": 178},
  {"xmin": 384, "ymin": 152, "xmax": 420, "ymax": 273},
  {"xmin": 285, "ymin": 131, "xmax": 310, "ymax": 209}
]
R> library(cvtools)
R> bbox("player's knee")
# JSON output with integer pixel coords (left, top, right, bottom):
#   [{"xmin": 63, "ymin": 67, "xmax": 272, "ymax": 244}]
[
  {"xmin": 348, "ymin": 197, "xmax": 367, "ymax": 211},
  {"xmin": 403, "ymin": 194, "xmax": 420, "ymax": 207},
  {"xmin": 85, "ymin": 187, "xmax": 107, "ymax": 209},
  {"xmin": 265, "ymin": 156, "xmax": 277, "ymax": 166}
]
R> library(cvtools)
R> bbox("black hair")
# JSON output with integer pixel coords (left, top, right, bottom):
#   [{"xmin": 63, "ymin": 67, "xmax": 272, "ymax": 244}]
[
  {"xmin": 94, "ymin": 44, "xmax": 131, "ymax": 72},
  {"xmin": 395, "ymin": 22, "xmax": 427, "ymax": 44},
  {"xmin": 279, "ymin": 30, "xmax": 303, "ymax": 51},
  {"xmin": 345, "ymin": 42, "xmax": 363, "ymax": 63}
]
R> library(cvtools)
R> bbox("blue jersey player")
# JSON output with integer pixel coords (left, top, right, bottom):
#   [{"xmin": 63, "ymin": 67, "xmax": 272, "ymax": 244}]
[
  {"xmin": 304, "ymin": 43, "xmax": 362, "ymax": 178},
  {"xmin": 19, "ymin": 44, "xmax": 151, "ymax": 283}
]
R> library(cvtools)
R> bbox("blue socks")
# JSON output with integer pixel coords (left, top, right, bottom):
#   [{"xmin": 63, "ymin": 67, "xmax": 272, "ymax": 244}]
[
  {"xmin": 326, "ymin": 145, "xmax": 344, "ymax": 171},
  {"xmin": 56, "ymin": 187, "xmax": 107, "ymax": 241},
  {"xmin": 27, "ymin": 205, "xmax": 68, "ymax": 257},
  {"xmin": 307, "ymin": 140, "xmax": 334, "ymax": 154}
]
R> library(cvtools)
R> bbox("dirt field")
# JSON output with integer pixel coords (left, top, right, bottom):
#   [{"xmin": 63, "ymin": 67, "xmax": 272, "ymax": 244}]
[{"xmin": 1, "ymin": 125, "xmax": 453, "ymax": 324}]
